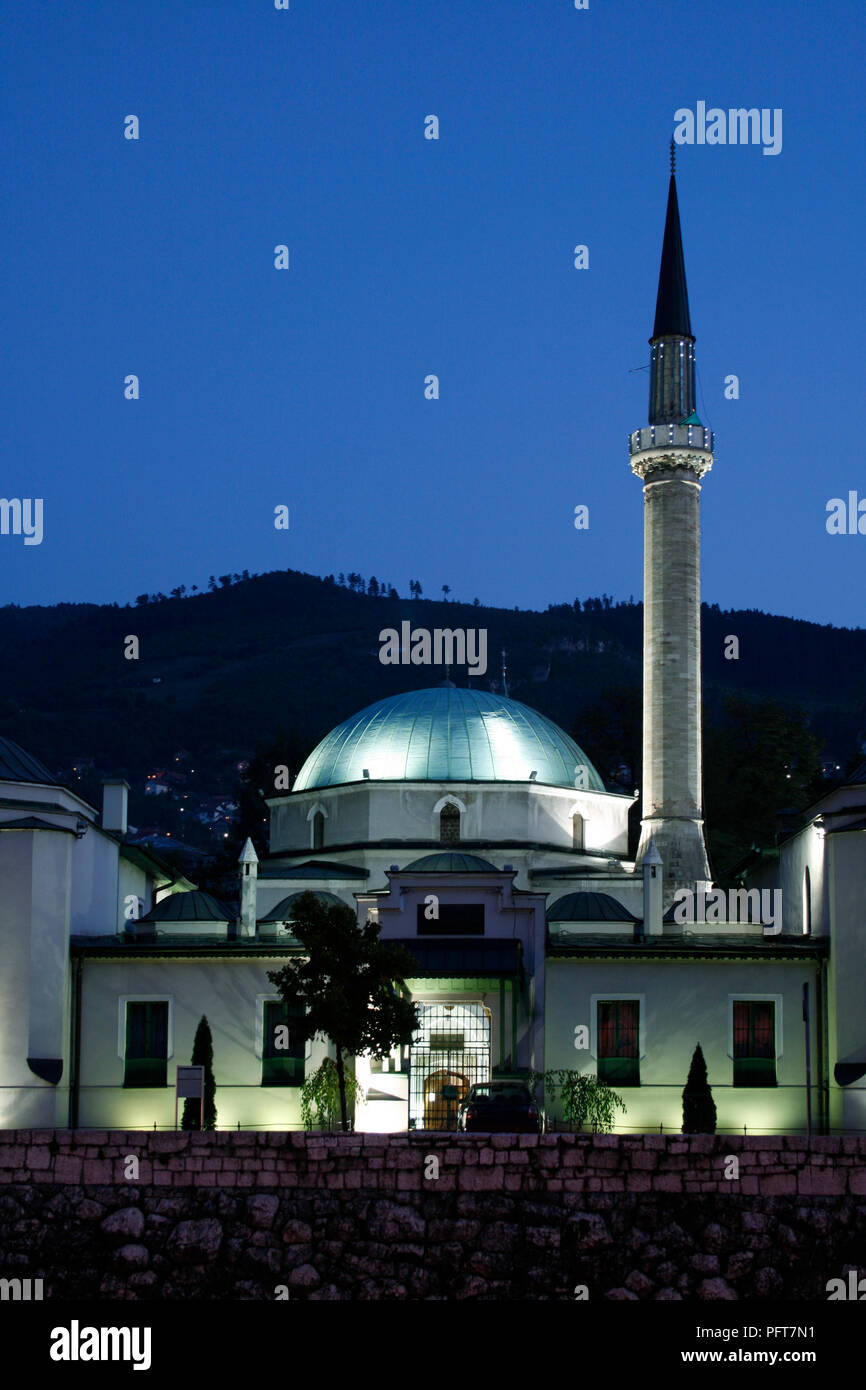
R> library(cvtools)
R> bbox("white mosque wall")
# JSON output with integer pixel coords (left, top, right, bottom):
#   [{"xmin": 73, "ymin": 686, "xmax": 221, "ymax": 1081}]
[
  {"xmin": 545, "ymin": 957, "xmax": 819, "ymax": 1134},
  {"xmin": 825, "ymin": 829, "xmax": 866, "ymax": 1134},
  {"xmin": 779, "ymin": 822, "xmax": 828, "ymax": 937},
  {"xmin": 0, "ymin": 827, "xmax": 73, "ymax": 1128},
  {"xmin": 268, "ymin": 781, "xmax": 632, "ymax": 858},
  {"xmin": 77, "ymin": 957, "xmax": 330, "ymax": 1131}
]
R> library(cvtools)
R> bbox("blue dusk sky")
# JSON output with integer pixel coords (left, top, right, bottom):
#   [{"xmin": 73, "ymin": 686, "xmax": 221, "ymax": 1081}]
[{"xmin": 2, "ymin": 0, "xmax": 864, "ymax": 626}]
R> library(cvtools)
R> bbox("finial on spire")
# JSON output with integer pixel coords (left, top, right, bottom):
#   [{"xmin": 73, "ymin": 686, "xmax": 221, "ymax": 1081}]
[{"xmin": 670, "ymin": 136, "xmax": 676, "ymax": 176}]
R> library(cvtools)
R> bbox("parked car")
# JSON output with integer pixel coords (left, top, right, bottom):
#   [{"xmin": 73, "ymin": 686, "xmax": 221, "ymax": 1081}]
[{"xmin": 455, "ymin": 1081, "xmax": 542, "ymax": 1133}]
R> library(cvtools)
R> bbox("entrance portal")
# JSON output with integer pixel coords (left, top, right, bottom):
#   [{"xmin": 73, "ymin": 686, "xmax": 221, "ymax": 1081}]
[{"xmin": 410, "ymin": 1001, "xmax": 491, "ymax": 1130}]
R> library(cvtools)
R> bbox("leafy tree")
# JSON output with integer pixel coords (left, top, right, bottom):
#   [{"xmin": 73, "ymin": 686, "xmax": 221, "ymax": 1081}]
[
  {"xmin": 682, "ymin": 1043, "xmax": 716, "ymax": 1134},
  {"xmin": 301, "ymin": 1058, "xmax": 365, "ymax": 1131},
  {"xmin": 442, "ymin": 584, "xmax": 451, "ymax": 602},
  {"xmin": 207, "ymin": 576, "xmax": 217, "ymax": 592},
  {"xmin": 704, "ymin": 693, "xmax": 823, "ymax": 880},
  {"xmin": 135, "ymin": 594, "xmax": 149, "ymax": 606},
  {"xmin": 267, "ymin": 893, "xmax": 420, "ymax": 1131},
  {"xmin": 532, "ymin": 1070, "xmax": 626, "ymax": 1133},
  {"xmin": 368, "ymin": 577, "xmax": 380, "ymax": 598},
  {"xmin": 181, "ymin": 1015, "xmax": 217, "ymax": 1131}
]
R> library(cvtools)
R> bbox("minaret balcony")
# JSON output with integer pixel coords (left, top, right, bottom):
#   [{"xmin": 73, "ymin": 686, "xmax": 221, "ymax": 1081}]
[{"xmin": 629, "ymin": 423, "xmax": 714, "ymax": 455}]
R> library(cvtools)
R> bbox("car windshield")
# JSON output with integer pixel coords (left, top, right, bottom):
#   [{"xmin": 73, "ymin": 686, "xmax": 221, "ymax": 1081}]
[{"xmin": 469, "ymin": 1085, "xmax": 529, "ymax": 1102}]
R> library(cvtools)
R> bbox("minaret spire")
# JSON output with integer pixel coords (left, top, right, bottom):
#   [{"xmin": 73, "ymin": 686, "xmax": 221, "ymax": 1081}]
[{"xmin": 648, "ymin": 149, "xmax": 694, "ymax": 422}]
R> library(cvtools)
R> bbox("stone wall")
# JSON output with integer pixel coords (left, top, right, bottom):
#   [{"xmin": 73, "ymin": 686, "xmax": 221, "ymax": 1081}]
[{"xmin": 0, "ymin": 1131, "xmax": 864, "ymax": 1300}]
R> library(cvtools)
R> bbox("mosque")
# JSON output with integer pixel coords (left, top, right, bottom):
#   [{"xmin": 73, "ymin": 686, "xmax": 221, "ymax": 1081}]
[{"xmin": 1, "ymin": 161, "xmax": 863, "ymax": 1137}]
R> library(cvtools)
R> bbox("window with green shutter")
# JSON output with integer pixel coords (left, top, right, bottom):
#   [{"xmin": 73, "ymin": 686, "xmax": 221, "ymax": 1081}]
[
  {"xmin": 597, "ymin": 999, "xmax": 640, "ymax": 1086},
  {"xmin": 733, "ymin": 1001, "xmax": 776, "ymax": 1086},
  {"xmin": 123, "ymin": 1001, "xmax": 169, "ymax": 1088},
  {"xmin": 262, "ymin": 999, "xmax": 305, "ymax": 1086}
]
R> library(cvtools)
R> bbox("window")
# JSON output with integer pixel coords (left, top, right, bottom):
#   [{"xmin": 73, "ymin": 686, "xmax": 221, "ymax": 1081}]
[
  {"xmin": 803, "ymin": 867, "xmax": 812, "ymax": 936},
  {"xmin": 440, "ymin": 803, "xmax": 460, "ymax": 845},
  {"xmin": 597, "ymin": 999, "xmax": 640, "ymax": 1086},
  {"xmin": 416, "ymin": 902, "xmax": 485, "ymax": 935},
  {"xmin": 124, "ymin": 1001, "xmax": 169, "ymax": 1088},
  {"xmin": 733, "ymin": 1001, "xmax": 776, "ymax": 1086},
  {"xmin": 572, "ymin": 813, "xmax": 584, "ymax": 850},
  {"xmin": 312, "ymin": 811, "xmax": 325, "ymax": 851},
  {"xmin": 262, "ymin": 999, "xmax": 305, "ymax": 1086}
]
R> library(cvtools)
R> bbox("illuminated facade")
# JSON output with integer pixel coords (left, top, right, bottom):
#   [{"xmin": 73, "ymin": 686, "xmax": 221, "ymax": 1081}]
[{"xmin": 1, "ymin": 166, "xmax": 862, "ymax": 1137}]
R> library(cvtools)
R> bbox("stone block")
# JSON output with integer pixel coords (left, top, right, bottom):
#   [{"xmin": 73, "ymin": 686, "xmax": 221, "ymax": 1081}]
[
  {"xmin": 760, "ymin": 1174, "xmax": 796, "ymax": 1195},
  {"xmin": 797, "ymin": 1168, "xmax": 846, "ymax": 1196},
  {"xmin": 458, "ymin": 1166, "xmax": 504, "ymax": 1191},
  {"xmin": 653, "ymin": 1174, "xmax": 683, "ymax": 1193},
  {"xmin": 83, "ymin": 1160, "xmax": 113, "ymax": 1184}
]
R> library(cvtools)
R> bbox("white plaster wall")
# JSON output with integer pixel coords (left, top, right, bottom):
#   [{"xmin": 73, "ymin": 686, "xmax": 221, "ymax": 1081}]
[
  {"xmin": 0, "ymin": 829, "xmax": 71, "ymax": 1127},
  {"xmin": 78, "ymin": 957, "xmax": 330, "ymax": 1130},
  {"xmin": 545, "ymin": 957, "xmax": 818, "ymax": 1134},
  {"xmin": 826, "ymin": 829, "xmax": 866, "ymax": 1132},
  {"xmin": 268, "ymin": 782, "xmax": 631, "ymax": 857},
  {"xmin": 780, "ymin": 824, "xmax": 827, "ymax": 937}
]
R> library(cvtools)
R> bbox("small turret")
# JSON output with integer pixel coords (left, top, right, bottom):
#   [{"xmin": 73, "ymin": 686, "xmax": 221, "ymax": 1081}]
[{"xmin": 238, "ymin": 837, "xmax": 258, "ymax": 938}]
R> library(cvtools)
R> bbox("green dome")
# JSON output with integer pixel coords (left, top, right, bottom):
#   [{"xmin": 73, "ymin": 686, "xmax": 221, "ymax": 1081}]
[
  {"xmin": 403, "ymin": 852, "xmax": 498, "ymax": 873},
  {"xmin": 293, "ymin": 687, "xmax": 603, "ymax": 792}
]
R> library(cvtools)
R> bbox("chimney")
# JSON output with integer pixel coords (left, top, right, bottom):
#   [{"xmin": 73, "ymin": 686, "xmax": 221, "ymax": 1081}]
[
  {"xmin": 102, "ymin": 779, "xmax": 130, "ymax": 834},
  {"xmin": 238, "ymin": 837, "xmax": 259, "ymax": 938},
  {"xmin": 642, "ymin": 838, "xmax": 663, "ymax": 936}
]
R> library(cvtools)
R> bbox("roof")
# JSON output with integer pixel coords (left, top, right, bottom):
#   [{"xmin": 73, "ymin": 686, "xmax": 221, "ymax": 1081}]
[
  {"xmin": 138, "ymin": 890, "xmax": 234, "ymax": 924},
  {"xmin": 547, "ymin": 891, "xmax": 638, "ymax": 923},
  {"xmin": 258, "ymin": 860, "xmax": 369, "ymax": 880},
  {"xmin": 258, "ymin": 890, "xmax": 344, "ymax": 922},
  {"xmin": 402, "ymin": 852, "xmax": 499, "ymax": 873},
  {"xmin": 0, "ymin": 815, "xmax": 76, "ymax": 834},
  {"xmin": 548, "ymin": 935, "xmax": 829, "ymax": 961},
  {"xmin": 291, "ymin": 686, "xmax": 604, "ymax": 793},
  {"xmin": 0, "ymin": 737, "xmax": 57, "ymax": 786},
  {"xmin": 652, "ymin": 174, "xmax": 692, "ymax": 339}
]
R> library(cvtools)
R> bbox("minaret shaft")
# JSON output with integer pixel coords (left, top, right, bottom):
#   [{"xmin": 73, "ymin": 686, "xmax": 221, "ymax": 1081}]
[{"xmin": 637, "ymin": 467, "xmax": 710, "ymax": 886}]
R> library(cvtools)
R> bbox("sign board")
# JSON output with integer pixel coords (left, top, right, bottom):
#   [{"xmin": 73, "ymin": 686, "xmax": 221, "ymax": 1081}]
[
  {"xmin": 174, "ymin": 1065, "xmax": 205, "ymax": 1131},
  {"xmin": 177, "ymin": 1065, "xmax": 204, "ymax": 1099}
]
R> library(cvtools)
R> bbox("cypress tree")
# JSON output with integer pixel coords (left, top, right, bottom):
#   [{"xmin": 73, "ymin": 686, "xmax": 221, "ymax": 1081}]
[
  {"xmin": 682, "ymin": 1042, "xmax": 716, "ymax": 1134},
  {"xmin": 181, "ymin": 1015, "xmax": 217, "ymax": 1131}
]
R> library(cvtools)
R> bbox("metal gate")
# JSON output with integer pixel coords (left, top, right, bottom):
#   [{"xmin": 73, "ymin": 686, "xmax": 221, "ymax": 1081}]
[{"xmin": 409, "ymin": 1001, "xmax": 491, "ymax": 1130}]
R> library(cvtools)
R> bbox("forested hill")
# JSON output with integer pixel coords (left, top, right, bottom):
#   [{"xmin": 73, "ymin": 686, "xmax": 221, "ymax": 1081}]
[{"xmin": 2, "ymin": 568, "xmax": 864, "ymax": 879}]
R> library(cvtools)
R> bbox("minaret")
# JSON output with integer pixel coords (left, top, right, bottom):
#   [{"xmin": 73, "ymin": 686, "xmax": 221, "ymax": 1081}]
[{"xmin": 630, "ymin": 143, "xmax": 712, "ymax": 893}]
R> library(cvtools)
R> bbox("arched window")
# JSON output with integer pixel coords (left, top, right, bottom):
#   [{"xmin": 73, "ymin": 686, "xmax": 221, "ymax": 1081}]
[
  {"xmin": 803, "ymin": 866, "xmax": 812, "ymax": 936},
  {"xmin": 572, "ymin": 812, "xmax": 584, "ymax": 850},
  {"xmin": 312, "ymin": 811, "xmax": 325, "ymax": 851},
  {"xmin": 440, "ymin": 803, "xmax": 460, "ymax": 846}
]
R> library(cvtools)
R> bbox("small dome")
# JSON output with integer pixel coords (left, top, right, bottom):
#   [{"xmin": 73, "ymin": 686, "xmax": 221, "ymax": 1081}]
[
  {"xmin": 139, "ymin": 890, "xmax": 233, "ymax": 923},
  {"xmin": 258, "ymin": 890, "xmax": 344, "ymax": 922},
  {"xmin": 402, "ymin": 852, "xmax": 498, "ymax": 873},
  {"xmin": 547, "ymin": 891, "xmax": 638, "ymax": 923},
  {"xmin": 292, "ymin": 686, "xmax": 603, "ymax": 792}
]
